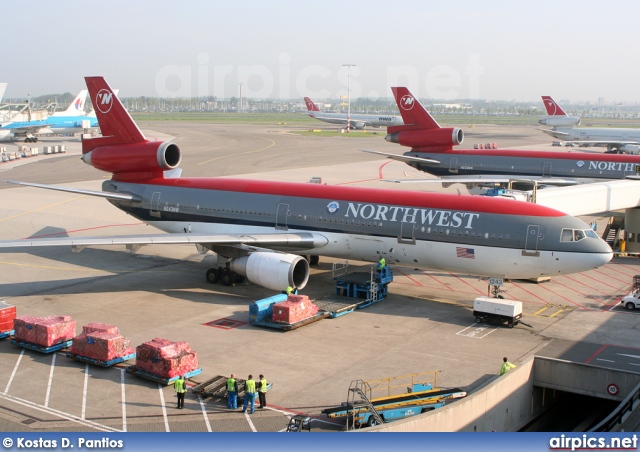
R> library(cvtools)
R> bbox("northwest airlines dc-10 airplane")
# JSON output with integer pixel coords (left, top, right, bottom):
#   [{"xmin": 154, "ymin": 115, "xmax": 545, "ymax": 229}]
[
  {"xmin": 364, "ymin": 88, "xmax": 640, "ymax": 186},
  {"xmin": 304, "ymin": 97, "xmax": 404, "ymax": 129},
  {"xmin": 0, "ymin": 77, "xmax": 612, "ymax": 292},
  {"xmin": 540, "ymin": 95, "xmax": 640, "ymax": 154}
]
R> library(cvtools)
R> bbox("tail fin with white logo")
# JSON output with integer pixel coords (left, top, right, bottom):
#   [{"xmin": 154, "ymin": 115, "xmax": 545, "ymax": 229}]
[
  {"xmin": 386, "ymin": 87, "xmax": 463, "ymax": 152},
  {"xmin": 541, "ymin": 96, "xmax": 567, "ymax": 116},
  {"xmin": 304, "ymin": 97, "xmax": 321, "ymax": 112},
  {"xmin": 55, "ymin": 90, "xmax": 88, "ymax": 116},
  {"xmin": 0, "ymin": 83, "xmax": 7, "ymax": 103}
]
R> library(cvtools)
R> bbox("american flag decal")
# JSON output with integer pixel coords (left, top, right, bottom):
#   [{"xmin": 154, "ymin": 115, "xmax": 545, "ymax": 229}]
[{"xmin": 456, "ymin": 247, "xmax": 475, "ymax": 259}]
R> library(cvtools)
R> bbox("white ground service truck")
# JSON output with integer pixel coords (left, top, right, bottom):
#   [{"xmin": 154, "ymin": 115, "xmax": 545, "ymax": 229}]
[{"xmin": 473, "ymin": 296, "xmax": 522, "ymax": 328}]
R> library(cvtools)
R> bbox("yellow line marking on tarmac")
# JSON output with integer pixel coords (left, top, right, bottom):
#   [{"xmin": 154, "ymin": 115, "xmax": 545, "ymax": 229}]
[
  {"xmin": 197, "ymin": 136, "xmax": 276, "ymax": 165},
  {"xmin": 533, "ymin": 306, "xmax": 549, "ymax": 316},
  {"xmin": 549, "ymin": 309, "xmax": 564, "ymax": 318},
  {"xmin": 0, "ymin": 196, "xmax": 84, "ymax": 222},
  {"xmin": 0, "ymin": 261, "xmax": 180, "ymax": 273}
]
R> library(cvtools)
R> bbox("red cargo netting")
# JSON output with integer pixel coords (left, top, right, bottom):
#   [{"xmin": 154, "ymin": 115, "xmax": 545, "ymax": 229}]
[
  {"xmin": 272, "ymin": 295, "xmax": 319, "ymax": 324},
  {"xmin": 14, "ymin": 315, "xmax": 76, "ymax": 347},
  {"xmin": 0, "ymin": 302, "xmax": 16, "ymax": 333},
  {"xmin": 70, "ymin": 323, "xmax": 133, "ymax": 361},
  {"xmin": 135, "ymin": 338, "xmax": 198, "ymax": 379}
]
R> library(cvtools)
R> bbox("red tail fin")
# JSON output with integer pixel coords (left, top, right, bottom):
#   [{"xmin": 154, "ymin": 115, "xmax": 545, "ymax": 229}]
[
  {"xmin": 304, "ymin": 97, "xmax": 320, "ymax": 112},
  {"xmin": 541, "ymin": 96, "xmax": 567, "ymax": 116},
  {"xmin": 83, "ymin": 77, "xmax": 146, "ymax": 153},
  {"xmin": 390, "ymin": 87, "xmax": 440, "ymax": 131}
]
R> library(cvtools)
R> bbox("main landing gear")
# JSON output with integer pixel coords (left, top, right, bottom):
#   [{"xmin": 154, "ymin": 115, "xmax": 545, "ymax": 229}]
[
  {"xmin": 25, "ymin": 137, "xmax": 38, "ymax": 143},
  {"xmin": 206, "ymin": 264, "xmax": 245, "ymax": 287}
]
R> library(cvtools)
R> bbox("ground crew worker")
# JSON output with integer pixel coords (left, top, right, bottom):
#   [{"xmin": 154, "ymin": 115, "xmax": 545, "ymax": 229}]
[
  {"xmin": 286, "ymin": 286, "xmax": 294, "ymax": 295},
  {"xmin": 257, "ymin": 374, "xmax": 268, "ymax": 409},
  {"xmin": 500, "ymin": 357, "xmax": 516, "ymax": 376},
  {"xmin": 376, "ymin": 255, "xmax": 386, "ymax": 272},
  {"xmin": 227, "ymin": 373, "xmax": 238, "ymax": 409},
  {"xmin": 174, "ymin": 375, "xmax": 186, "ymax": 409},
  {"xmin": 243, "ymin": 374, "xmax": 257, "ymax": 414}
]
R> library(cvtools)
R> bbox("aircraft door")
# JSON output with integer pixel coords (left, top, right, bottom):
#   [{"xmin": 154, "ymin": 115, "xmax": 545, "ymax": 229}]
[
  {"xmin": 449, "ymin": 158, "xmax": 459, "ymax": 174},
  {"xmin": 151, "ymin": 192, "xmax": 161, "ymax": 218},
  {"xmin": 398, "ymin": 221, "xmax": 416, "ymax": 244},
  {"xmin": 525, "ymin": 225, "xmax": 540, "ymax": 252},
  {"xmin": 543, "ymin": 162, "xmax": 551, "ymax": 176},
  {"xmin": 276, "ymin": 203, "xmax": 289, "ymax": 230}
]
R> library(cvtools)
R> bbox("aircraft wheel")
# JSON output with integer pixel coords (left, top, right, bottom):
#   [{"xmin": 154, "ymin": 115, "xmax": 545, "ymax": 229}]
[
  {"xmin": 309, "ymin": 255, "xmax": 320, "ymax": 266},
  {"xmin": 234, "ymin": 273, "xmax": 245, "ymax": 284},
  {"xmin": 625, "ymin": 302, "xmax": 636, "ymax": 311},
  {"xmin": 221, "ymin": 270, "xmax": 234, "ymax": 286},
  {"xmin": 206, "ymin": 268, "xmax": 221, "ymax": 284},
  {"xmin": 497, "ymin": 294, "xmax": 505, "ymax": 299}
]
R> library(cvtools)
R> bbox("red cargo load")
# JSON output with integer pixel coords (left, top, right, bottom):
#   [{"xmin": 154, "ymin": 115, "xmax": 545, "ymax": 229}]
[
  {"xmin": 14, "ymin": 315, "xmax": 76, "ymax": 346},
  {"xmin": 0, "ymin": 303, "xmax": 16, "ymax": 333},
  {"xmin": 70, "ymin": 323, "xmax": 133, "ymax": 361},
  {"xmin": 272, "ymin": 298, "xmax": 319, "ymax": 324},
  {"xmin": 135, "ymin": 338, "xmax": 198, "ymax": 379},
  {"xmin": 287, "ymin": 294, "xmax": 310, "ymax": 304}
]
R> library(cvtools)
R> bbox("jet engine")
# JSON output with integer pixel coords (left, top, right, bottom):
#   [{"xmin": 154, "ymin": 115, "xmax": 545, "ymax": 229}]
[
  {"xmin": 385, "ymin": 127, "xmax": 463, "ymax": 152},
  {"xmin": 619, "ymin": 144, "xmax": 640, "ymax": 155},
  {"xmin": 350, "ymin": 122, "xmax": 366, "ymax": 130},
  {"xmin": 81, "ymin": 140, "xmax": 181, "ymax": 175},
  {"xmin": 230, "ymin": 252, "xmax": 310, "ymax": 291},
  {"xmin": 538, "ymin": 116, "xmax": 580, "ymax": 127}
]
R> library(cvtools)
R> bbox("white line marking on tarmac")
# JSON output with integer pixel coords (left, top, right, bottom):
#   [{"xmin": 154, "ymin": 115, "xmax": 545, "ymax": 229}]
[
  {"xmin": 4, "ymin": 348, "xmax": 24, "ymax": 394},
  {"xmin": 120, "ymin": 369, "xmax": 127, "ymax": 432},
  {"xmin": 81, "ymin": 363, "xmax": 89, "ymax": 419},
  {"xmin": 596, "ymin": 358, "xmax": 615, "ymax": 363},
  {"xmin": 244, "ymin": 410, "xmax": 257, "ymax": 432},
  {"xmin": 158, "ymin": 383, "xmax": 170, "ymax": 432},
  {"xmin": 456, "ymin": 323, "xmax": 499, "ymax": 338},
  {"xmin": 198, "ymin": 395, "xmax": 212, "ymax": 432},
  {"xmin": 629, "ymin": 362, "xmax": 640, "ymax": 367},
  {"xmin": 44, "ymin": 353, "xmax": 57, "ymax": 407},
  {"xmin": 617, "ymin": 353, "xmax": 640, "ymax": 360},
  {"xmin": 0, "ymin": 392, "xmax": 119, "ymax": 432}
]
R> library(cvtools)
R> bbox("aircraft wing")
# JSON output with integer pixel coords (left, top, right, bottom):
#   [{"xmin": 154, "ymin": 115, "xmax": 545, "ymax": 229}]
[
  {"xmin": 565, "ymin": 140, "xmax": 640, "ymax": 147},
  {"xmin": 0, "ymin": 123, "xmax": 48, "ymax": 135},
  {"xmin": 540, "ymin": 128, "xmax": 570, "ymax": 136},
  {"xmin": 4, "ymin": 180, "xmax": 140, "ymax": 201},
  {"xmin": 361, "ymin": 150, "xmax": 441, "ymax": 165},
  {"xmin": 0, "ymin": 232, "xmax": 327, "ymax": 250}
]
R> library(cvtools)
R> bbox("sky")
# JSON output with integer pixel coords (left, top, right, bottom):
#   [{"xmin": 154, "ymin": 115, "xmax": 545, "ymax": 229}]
[{"xmin": 4, "ymin": 0, "xmax": 640, "ymax": 103}]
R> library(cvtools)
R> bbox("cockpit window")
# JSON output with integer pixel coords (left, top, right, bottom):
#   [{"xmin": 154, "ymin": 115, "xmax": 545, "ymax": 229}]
[{"xmin": 561, "ymin": 228, "xmax": 597, "ymax": 242}]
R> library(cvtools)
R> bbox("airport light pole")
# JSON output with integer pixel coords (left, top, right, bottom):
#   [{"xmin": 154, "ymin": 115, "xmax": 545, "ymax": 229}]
[
  {"xmin": 342, "ymin": 64, "xmax": 356, "ymax": 133},
  {"xmin": 239, "ymin": 83, "xmax": 243, "ymax": 112}
]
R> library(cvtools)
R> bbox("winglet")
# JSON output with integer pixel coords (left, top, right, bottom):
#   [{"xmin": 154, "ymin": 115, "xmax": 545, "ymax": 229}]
[
  {"xmin": 390, "ymin": 87, "xmax": 440, "ymax": 131},
  {"xmin": 304, "ymin": 97, "xmax": 320, "ymax": 112},
  {"xmin": 541, "ymin": 96, "xmax": 567, "ymax": 116},
  {"xmin": 83, "ymin": 77, "xmax": 146, "ymax": 153}
]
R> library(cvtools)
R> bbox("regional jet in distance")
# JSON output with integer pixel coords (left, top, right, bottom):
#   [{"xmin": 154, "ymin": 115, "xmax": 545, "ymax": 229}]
[
  {"xmin": 363, "ymin": 87, "xmax": 640, "ymax": 186},
  {"xmin": 304, "ymin": 97, "xmax": 404, "ymax": 129},
  {"xmin": 540, "ymin": 95, "xmax": 640, "ymax": 154},
  {"xmin": 0, "ymin": 77, "xmax": 612, "ymax": 294}
]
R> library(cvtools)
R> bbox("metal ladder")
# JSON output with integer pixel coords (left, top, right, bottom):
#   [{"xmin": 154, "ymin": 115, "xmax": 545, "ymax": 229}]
[{"xmin": 345, "ymin": 380, "xmax": 384, "ymax": 430}]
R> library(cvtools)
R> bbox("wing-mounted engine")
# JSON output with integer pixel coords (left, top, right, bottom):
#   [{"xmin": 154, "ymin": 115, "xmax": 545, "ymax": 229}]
[
  {"xmin": 385, "ymin": 127, "xmax": 464, "ymax": 152},
  {"xmin": 538, "ymin": 116, "xmax": 580, "ymax": 127},
  {"xmin": 618, "ymin": 144, "xmax": 640, "ymax": 155},
  {"xmin": 81, "ymin": 140, "xmax": 181, "ymax": 180},
  {"xmin": 230, "ymin": 252, "xmax": 310, "ymax": 291},
  {"xmin": 351, "ymin": 121, "xmax": 366, "ymax": 130}
]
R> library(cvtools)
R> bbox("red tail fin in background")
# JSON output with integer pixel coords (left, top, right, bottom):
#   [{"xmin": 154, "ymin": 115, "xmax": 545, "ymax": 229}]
[
  {"xmin": 541, "ymin": 96, "xmax": 567, "ymax": 116},
  {"xmin": 390, "ymin": 87, "xmax": 440, "ymax": 131},
  {"xmin": 304, "ymin": 97, "xmax": 321, "ymax": 112},
  {"xmin": 83, "ymin": 77, "xmax": 147, "ymax": 153}
]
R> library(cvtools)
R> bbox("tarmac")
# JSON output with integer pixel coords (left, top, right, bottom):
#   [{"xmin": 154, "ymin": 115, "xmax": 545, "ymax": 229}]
[{"xmin": 0, "ymin": 123, "xmax": 638, "ymax": 433}]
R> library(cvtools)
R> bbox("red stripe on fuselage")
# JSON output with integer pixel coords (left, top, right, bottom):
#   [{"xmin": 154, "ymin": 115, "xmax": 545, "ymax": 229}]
[
  {"xmin": 125, "ymin": 176, "xmax": 566, "ymax": 217},
  {"xmin": 411, "ymin": 149, "xmax": 640, "ymax": 162}
]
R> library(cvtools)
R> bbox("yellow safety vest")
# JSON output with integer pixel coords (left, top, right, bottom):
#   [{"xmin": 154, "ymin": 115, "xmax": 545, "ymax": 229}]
[
  {"xmin": 245, "ymin": 379, "xmax": 256, "ymax": 393},
  {"xmin": 174, "ymin": 378, "xmax": 186, "ymax": 393},
  {"xmin": 259, "ymin": 378, "xmax": 267, "ymax": 393},
  {"xmin": 378, "ymin": 258, "xmax": 386, "ymax": 269},
  {"xmin": 227, "ymin": 378, "xmax": 236, "ymax": 392},
  {"xmin": 286, "ymin": 286, "xmax": 293, "ymax": 295}
]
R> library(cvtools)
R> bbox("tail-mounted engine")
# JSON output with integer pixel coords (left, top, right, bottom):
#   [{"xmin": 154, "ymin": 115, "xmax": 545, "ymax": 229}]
[
  {"xmin": 81, "ymin": 140, "xmax": 181, "ymax": 179},
  {"xmin": 385, "ymin": 127, "xmax": 464, "ymax": 152}
]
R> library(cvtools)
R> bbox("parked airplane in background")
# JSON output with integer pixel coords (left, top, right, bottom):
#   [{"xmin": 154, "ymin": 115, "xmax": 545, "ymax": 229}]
[
  {"xmin": 304, "ymin": 97, "xmax": 404, "ymax": 129},
  {"xmin": 0, "ymin": 77, "xmax": 612, "ymax": 291},
  {"xmin": 0, "ymin": 83, "xmax": 6, "ymax": 102},
  {"xmin": 539, "ymin": 95, "xmax": 640, "ymax": 154},
  {"xmin": 364, "ymin": 87, "xmax": 640, "ymax": 186}
]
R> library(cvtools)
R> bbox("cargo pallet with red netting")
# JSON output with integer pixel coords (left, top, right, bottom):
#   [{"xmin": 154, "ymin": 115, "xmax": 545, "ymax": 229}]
[
  {"xmin": 125, "ymin": 365, "xmax": 202, "ymax": 385},
  {"xmin": 10, "ymin": 339, "xmax": 73, "ymax": 354},
  {"xmin": 66, "ymin": 351, "xmax": 137, "ymax": 368}
]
